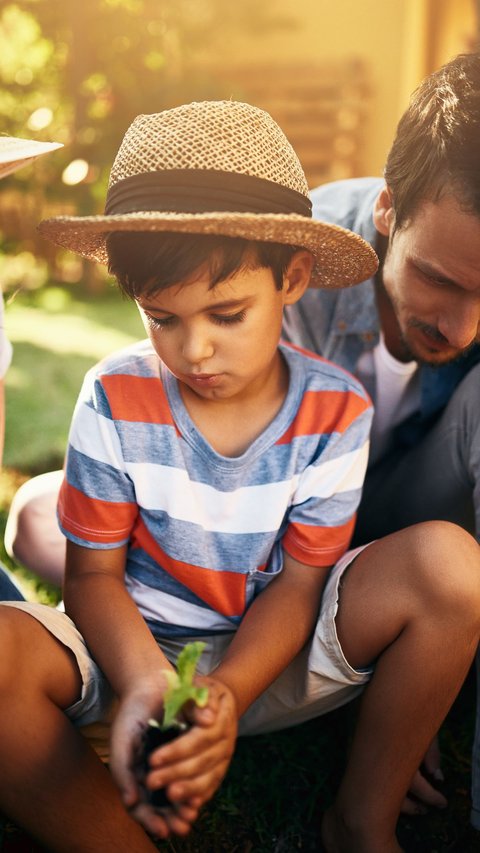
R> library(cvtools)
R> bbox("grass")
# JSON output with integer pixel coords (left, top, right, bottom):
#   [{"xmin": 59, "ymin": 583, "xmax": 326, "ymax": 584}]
[{"xmin": 0, "ymin": 284, "xmax": 478, "ymax": 851}]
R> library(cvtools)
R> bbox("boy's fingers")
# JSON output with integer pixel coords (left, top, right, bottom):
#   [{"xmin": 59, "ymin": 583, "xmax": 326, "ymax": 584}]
[
  {"xmin": 129, "ymin": 802, "xmax": 171, "ymax": 838},
  {"xmin": 147, "ymin": 743, "xmax": 230, "ymax": 792},
  {"xmin": 166, "ymin": 765, "xmax": 228, "ymax": 805},
  {"xmin": 148, "ymin": 721, "xmax": 235, "ymax": 769},
  {"xmin": 131, "ymin": 799, "xmax": 199, "ymax": 838}
]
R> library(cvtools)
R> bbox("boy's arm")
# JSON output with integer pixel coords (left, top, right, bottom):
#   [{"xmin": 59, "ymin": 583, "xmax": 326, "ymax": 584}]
[
  {"xmin": 210, "ymin": 551, "xmax": 331, "ymax": 718},
  {"xmin": 63, "ymin": 540, "xmax": 173, "ymax": 700},
  {"xmin": 63, "ymin": 541, "xmax": 237, "ymax": 838},
  {"xmin": 146, "ymin": 550, "xmax": 330, "ymax": 812}
]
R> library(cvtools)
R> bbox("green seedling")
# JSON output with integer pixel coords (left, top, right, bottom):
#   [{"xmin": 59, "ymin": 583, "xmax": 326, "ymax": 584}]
[
  {"xmin": 158, "ymin": 639, "xmax": 209, "ymax": 729},
  {"xmin": 142, "ymin": 641, "xmax": 209, "ymax": 808}
]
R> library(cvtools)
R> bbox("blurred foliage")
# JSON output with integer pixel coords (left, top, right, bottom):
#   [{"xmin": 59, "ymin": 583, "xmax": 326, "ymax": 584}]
[{"xmin": 0, "ymin": 0, "xmax": 293, "ymax": 214}]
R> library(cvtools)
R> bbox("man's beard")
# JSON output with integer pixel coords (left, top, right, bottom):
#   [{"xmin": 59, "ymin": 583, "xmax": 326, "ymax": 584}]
[{"xmin": 403, "ymin": 317, "xmax": 477, "ymax": 366}]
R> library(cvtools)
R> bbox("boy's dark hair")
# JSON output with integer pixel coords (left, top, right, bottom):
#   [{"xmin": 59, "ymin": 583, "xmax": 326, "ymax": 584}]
[
  {"xmin": 384, "ymin": 52, "xmax": 480, "ymax": 230},
  {"xmin": 106, "ymin": 231, "xmax": 301, "ymax": 298}
]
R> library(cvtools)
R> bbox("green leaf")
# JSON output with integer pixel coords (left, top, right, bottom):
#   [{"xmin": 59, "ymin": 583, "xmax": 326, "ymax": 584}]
[{"xmin": 161, "ymin": 641, "xmax": 208, "ymax": 729}]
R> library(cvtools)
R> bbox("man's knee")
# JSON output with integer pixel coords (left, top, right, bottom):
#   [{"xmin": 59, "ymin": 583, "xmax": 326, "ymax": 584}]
[{"xmin": 5, "ymin": 471, "xmax": 65, "ymax": 583}]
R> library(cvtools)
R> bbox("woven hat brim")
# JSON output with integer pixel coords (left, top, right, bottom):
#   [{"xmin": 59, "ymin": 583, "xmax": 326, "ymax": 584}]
[
  {"xmin": 0, "ymin": 138, "xmax": 63, "ymax": 180},
  {"xmin": 37, "ymin": 211, "xmax": 378, "ymax": 288}
]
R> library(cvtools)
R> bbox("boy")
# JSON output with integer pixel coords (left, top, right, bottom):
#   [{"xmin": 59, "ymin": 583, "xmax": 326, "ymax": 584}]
[{"xmin": 0, "ymin": 101, "xmax": 479, "ymax": 853}]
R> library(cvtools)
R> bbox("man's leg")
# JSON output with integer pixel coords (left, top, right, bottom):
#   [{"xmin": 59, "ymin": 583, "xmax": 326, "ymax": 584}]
[
  {"xmin": 4, "ymin": 470, "xmax": 65, "ymax": 585},
  {"xmin": 322, "ymin": 522, "xmax": 480, "ymax": 853},
  {"xmin": 0, "ymin": 606, "xmax": 158, "ymax": 853}
]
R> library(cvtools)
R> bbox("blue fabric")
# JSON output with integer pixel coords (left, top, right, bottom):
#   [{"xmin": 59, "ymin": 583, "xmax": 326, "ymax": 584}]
[
  {"xmin": 283, "ymin": 177, "xmax": 480, "ymax": 448},
  {"xmin": 0, "ymin": 563, "xmax": 25, "ymax": 601}
]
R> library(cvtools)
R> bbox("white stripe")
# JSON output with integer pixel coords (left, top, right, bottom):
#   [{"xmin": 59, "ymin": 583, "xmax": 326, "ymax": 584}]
[
  {"xmin": 294, "ymin": 442, "xmax": 370, "ymax": 503},
  {"xmin": 125, "ymin": 574, "xmax": 233, "ymax": 632},
  {"xmin": 69, "ymin": 403, "xmax": 126, "ymax": 471},
  {"xmin": 126, "ymin": 461, "xmax": 299, "ymax": 534}
]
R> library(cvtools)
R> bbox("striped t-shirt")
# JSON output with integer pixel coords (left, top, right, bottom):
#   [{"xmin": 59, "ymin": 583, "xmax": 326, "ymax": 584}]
[{"xmin": 58, "ymin": 339, "xmax": 372, "ymax": 639}]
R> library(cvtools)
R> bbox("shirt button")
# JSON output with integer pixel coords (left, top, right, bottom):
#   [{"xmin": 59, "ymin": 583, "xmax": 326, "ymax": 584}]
[{"xmin": 337, "ymin": 321, "xmax": 347, "ymax": 331}]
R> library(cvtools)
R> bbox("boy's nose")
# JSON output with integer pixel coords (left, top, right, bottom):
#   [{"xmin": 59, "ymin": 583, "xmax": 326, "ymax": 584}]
[{"xmin": 181, "ymin": 328, "xmax": 215, "ymax": 364}]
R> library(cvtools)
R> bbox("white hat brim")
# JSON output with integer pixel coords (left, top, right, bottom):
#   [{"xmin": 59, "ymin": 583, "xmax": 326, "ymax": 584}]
[{"xmin": 0, "ymin": 137, "xmax": 63, "ymax": 180}]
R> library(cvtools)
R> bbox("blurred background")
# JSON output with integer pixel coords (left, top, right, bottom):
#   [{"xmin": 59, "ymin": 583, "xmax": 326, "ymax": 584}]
[
  {"xmin": 1, "ymin": 0, "xmax": 479, "ymax": 293},
  {"xmin": 1, "ymin": 3, "xmax": 480, "ymax": 850}
]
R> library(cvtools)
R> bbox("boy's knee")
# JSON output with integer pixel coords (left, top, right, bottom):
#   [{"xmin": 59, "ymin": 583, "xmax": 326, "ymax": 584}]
[{"xmin": 410, "ymin": 521, "xmax": 480, "ymax": 620}]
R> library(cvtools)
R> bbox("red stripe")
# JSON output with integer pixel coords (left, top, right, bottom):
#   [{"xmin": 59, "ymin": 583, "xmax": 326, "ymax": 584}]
[
  {"xmin": 102, "ymin": 374, "xmax": 176, "ymax": 425},
  {"xmin": 58, "ymin": 480, "xmax": 138, "ymax": 544},
  {"xmin": 277, "ymin": 390, "xmax": 370, "ymax": 444},
  {"xmin": 283, "ymin": 517, "xmax": 355, "ymax": 566},
  {"xmin": 131, "ymin": 520, "xmax": 247, "ymax": 617}
]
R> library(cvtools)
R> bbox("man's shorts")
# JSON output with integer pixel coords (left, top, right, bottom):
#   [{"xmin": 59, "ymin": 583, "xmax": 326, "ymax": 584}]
[{"xmin": 0, "ymin": 544, "xmax": 372, "ymax": 758}]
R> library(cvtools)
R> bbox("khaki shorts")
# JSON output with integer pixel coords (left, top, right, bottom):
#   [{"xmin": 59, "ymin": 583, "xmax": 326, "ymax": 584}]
[{"xmin": 1, "ymin": 544, "xmax": 372, "ymax": 759}]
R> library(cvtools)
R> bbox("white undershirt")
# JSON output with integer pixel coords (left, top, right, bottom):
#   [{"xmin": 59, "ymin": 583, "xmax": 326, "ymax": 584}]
[{"xmin": 356, "ymin": 334, "xmax": 420, "ymax": 465}]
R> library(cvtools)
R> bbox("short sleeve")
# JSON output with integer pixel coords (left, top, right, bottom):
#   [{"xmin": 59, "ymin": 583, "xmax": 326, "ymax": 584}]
[
  {"xmin": 282, "ymin": 390, "xmax": 372, "ymax": 567},
  {"xmin": 58, "ymin": 366, "xmax": 138, "ymax": 549}
]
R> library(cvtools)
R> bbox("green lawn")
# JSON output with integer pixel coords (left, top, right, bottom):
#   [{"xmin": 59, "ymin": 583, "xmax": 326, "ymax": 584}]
[
  {"xmin": 4, "ymin": 284, "xmax": 145, "ymax": 471},
  {"xmin": 0, "ymin": 285, "xmax": 478, "ymax": 852}
]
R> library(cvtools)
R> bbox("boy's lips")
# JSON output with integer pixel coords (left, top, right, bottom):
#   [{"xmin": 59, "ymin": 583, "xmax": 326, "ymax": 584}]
[{"xmin": 185, "ymin": 372, "xmax": 222, "ymax": 387}]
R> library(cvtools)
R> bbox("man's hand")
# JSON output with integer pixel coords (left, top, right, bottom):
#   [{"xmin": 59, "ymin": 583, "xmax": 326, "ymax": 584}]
[{"xmin": 109, "ymin": 676, "xmax": 237, "ymax": 839}]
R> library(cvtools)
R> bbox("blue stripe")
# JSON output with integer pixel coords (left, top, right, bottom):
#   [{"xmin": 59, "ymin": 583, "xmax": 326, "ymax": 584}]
[
  {"xmin": 67, "ymin": 447, "xmax": 135, "ymax": 502},
  {"xmin": 146, "ymin": 617, "xmax": 238, "ymax": 640}
]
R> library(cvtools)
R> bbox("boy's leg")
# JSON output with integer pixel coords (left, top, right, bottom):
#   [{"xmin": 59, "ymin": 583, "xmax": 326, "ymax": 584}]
[
  {"xmin": 323, "ymin": 521, "xmax": 480, "ymax": 853},
  {"xmin": 0, "ymin": 606, "xmax": 157, "ymax": 853}
]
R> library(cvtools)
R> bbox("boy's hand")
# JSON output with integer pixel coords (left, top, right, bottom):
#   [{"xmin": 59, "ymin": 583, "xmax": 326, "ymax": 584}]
[
  {"xmin": 144, "ymin": 676, "xmax": 237, "ymax": 826},
  {"xmin": 109, "ymin": 676, "xmax": 237, "ymax": 839}
]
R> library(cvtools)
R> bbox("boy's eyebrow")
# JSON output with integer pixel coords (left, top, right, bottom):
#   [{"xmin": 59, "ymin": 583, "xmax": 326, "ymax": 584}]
[{"xmin": 140, "ymin": 296, "xmax": 252, "ymax": 313}]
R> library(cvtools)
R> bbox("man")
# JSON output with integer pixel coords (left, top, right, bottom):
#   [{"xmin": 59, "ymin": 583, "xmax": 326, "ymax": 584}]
[
  {"xmin": 283, "ymin": 51, "xmax": 480, "ymax": 830},
  {"xmin": 0, "ymin": 135, "xmax": 62, "ymax": 599}
]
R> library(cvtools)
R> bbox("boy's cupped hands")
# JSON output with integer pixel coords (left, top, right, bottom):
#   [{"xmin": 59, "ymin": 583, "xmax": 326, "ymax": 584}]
[{"xmin": 109, "ymin": 675, "xmax": 238, "ymax": 839}]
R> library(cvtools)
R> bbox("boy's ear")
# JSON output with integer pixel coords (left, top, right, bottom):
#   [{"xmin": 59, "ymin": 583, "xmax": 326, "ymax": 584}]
[
  {"xmin": 373, "ymin": 185, "xmax": 395, "ymax": 236},
  {"xmin": 282, "ymin": 250, "xmax": 314, "ymax": 304}
]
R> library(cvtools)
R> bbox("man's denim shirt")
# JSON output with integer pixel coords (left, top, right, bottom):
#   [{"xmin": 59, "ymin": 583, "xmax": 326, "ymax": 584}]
[{"xmin": 283, "ymin": 177, "xmax": 480, "ymax": 449}]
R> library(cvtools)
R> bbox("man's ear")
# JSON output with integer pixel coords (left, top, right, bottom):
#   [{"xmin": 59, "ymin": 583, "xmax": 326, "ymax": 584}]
[
  {"xmin": 373, "ymin": 185, "xmax": 395, "ymax": 236},
  {"xmin": 282, "ymin": 250, "xmax": 314, "ymax": 305}
]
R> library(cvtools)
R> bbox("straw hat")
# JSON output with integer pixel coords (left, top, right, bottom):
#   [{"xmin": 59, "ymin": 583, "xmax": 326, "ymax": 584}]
[
  {"xmin": 38, "ymin": 101, "xmax": 377, "ymax": 288},
  {"xmin": 0, "ymin": 135, "xmax": 63, "ymax": 180}
]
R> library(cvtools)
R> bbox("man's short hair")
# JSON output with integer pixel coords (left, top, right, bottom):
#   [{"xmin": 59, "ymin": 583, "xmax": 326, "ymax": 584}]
[
  {"xmin": 106, "ymin": 232, "xmax": 300, "ymax": 298},
  {"xmin": 384, "ymin": 52, "xmax": 480, "ymax": 229}
]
